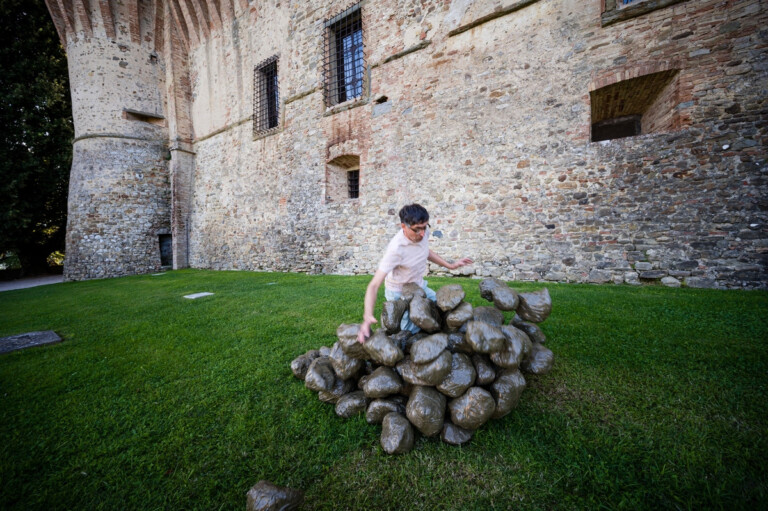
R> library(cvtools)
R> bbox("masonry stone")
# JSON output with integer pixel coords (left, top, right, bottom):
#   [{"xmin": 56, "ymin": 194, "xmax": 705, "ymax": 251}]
[
  {"xmin": 685, "ymin": 277, "xmax": 718, "ymax": 289},
  {"xmin": 624, "ymin": 272, "xmax": 641, "ymax": 285},
  {"xmin": 46, "ymin": 0, "xmax": 767, "ymax": 289}
]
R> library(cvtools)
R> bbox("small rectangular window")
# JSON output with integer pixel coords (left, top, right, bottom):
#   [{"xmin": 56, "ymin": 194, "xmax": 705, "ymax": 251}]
[
  {"xmin": 254, "ymin": 56, "xmax": 279, "ymax": 135},
  {"xmin": 324, "ymin": 4, "xmax": 365, "ymax": 107},
  {"xmin": 592, "ymin": 115, "xmax": 641, "ymax": 142},
  {"xmin": 347, "ymin": 169, "xmax": 359, "ymax": 199}
]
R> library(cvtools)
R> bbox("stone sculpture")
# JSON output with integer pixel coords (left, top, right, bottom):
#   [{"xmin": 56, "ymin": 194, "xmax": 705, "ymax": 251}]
[{"xmin": 291, "ymin": 279, "xmax": 555, "ymax": 454}]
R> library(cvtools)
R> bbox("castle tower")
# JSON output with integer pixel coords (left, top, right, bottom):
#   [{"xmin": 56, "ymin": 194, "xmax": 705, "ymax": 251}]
[{"xmin": 45, "ymin": 0, "xmax": 194, "ymax": 280}]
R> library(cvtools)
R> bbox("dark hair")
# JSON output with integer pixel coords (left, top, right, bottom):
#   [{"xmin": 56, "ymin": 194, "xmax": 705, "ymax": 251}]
[{"xmin": 399, "ymin": 203, "xmax": 429, "ymax": 226}]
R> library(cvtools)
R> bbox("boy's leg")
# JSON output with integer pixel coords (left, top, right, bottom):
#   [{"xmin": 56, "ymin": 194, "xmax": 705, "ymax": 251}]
[
  {"xmin": 385, "ymin": 288, "xmax": 421, "ymax": 334},
  {"xmin": 423, "ymin": 281, "xmax": 437, "ymax": 302}
]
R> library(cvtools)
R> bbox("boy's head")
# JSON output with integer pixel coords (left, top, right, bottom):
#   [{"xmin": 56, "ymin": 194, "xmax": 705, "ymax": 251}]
[
  {"xmin": 399, "ymin": 204, "xmax": 430, "ymax": 242},
  {"xmin": 398, "ymin": 203, "xmax": 429, "ymax": 226}
]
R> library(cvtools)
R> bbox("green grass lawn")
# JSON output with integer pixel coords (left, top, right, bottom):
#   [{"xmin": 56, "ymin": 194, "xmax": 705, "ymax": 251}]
[{"xmin": 1, "ymin": 269, "xmax": 766, "ymax": 510}]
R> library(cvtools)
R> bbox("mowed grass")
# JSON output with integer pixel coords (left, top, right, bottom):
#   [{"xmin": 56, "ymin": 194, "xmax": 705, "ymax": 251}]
[{"xmin": 0, "ymin": 269, "xmax": 766, "ymax": 510}]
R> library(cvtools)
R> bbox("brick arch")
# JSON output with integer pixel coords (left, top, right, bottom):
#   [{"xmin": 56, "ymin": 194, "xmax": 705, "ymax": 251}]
[
  {"xmin": 589, "ymin": 60, "xmax": 680, "ymax": 92},
  {"xmin": 589, "ymin": 60, "xmax": 692, "ymax": 140}
]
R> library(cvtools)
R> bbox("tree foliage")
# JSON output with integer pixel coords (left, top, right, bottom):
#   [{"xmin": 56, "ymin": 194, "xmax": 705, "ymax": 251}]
[{"xmin": 0, "ymin": 0, "xmax": 72, "ymax": 274}]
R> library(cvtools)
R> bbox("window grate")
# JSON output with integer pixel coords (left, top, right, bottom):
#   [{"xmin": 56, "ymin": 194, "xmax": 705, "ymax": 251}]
[
  {"xmin": 347, "ymin": 169, "xmax": 359, "ymax": 199},
  {"xmin": 253, "ymin": 56, "xmax": 279, "ymax": 135},
  {"xmin": 323, "ymin": 4, "xmax": 365, "ymax": 108}
]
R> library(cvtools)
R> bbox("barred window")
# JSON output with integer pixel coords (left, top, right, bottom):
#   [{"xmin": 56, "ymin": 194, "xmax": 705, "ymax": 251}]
[
  {"xmin": 253, "ymin": 56, "xmax": 279, "ymax": 135},
  {"xmin": 326, "ymin": 155, "xmax": 360, "ymax": 202},
  {"xmin": 324, "ymin": 4, "xmax": 364, "ymax": 108},
  {"xmin": 347, "ymin": 169, "xmax": 359, "ymax": 199}
]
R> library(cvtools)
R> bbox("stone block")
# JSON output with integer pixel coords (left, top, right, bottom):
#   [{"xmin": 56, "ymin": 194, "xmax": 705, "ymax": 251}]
[
  {"xmin": 588, "ymin": 269, "xmax": 612, "ymax": 283},
  {"xmin": 685, "ymin": 277, "xmax": 718, "ymax": 288},
  {"xmin": 661, "ymin": 276, "xmax": 681, "ymax": 287},
  {"xmin": 639, "ymin": 271, "xmax": 667, "ymax": 280}
]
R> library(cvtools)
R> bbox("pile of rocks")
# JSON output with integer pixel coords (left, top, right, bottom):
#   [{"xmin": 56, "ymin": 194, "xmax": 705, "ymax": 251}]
[{"xmin": 290, "ymin": 278, "xmax": 554, "ymax": 454}]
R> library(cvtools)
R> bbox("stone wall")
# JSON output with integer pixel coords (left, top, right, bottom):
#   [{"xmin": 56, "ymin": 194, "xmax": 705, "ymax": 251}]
[
  {"xmin": 183, "ymin": 0, "xmax": 767, "ymax": 289},
  {"xmin": 48, "ymin": 1, "xmax": 767, "ymax": 288}
]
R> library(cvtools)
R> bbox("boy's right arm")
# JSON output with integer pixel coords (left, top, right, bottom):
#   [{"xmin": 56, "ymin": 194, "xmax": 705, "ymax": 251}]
[{"xmin": 357, "ymin": 270, "xmax": 387, "ymax": 343}]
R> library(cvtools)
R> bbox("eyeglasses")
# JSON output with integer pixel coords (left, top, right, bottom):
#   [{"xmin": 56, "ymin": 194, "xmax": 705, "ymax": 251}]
[{"xmin": 407, "ymin": 223, "xmax": 430, "ymax": 234}]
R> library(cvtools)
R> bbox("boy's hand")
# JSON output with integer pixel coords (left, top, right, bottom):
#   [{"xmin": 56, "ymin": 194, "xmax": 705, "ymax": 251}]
[
  {"xmin": 449, "ymin": 257, "xmax": 474, "ymax": 270},
  {"xmin": 357, "ymin": 316, "xmax": 378, "ymax": 343}
]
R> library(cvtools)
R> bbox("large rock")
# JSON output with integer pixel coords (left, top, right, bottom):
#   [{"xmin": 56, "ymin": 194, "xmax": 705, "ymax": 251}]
[
  {"xmin": 479, "ymin": 277, "xmax": 505, "ymax": 301},
  {"xmin": 511, "ymin": 317, "xmax": 546, "ymax": 344},
  {"xmin": 446, "ymin": 332, "xmax": 473, "ymax": 353},
  {"xmin": 490, "ymin": 369, "xmax": 526, "ymax": 419},
  {"xmin": 445, "ymin": 301, "xmax": 473, "ymax": 330},
  {"xmin": 436, "ymin": 284, "xmax": 465, "ymax": 312},
  {"xmin": 381, "ymin": 412, "xmax": 415, "ymax": 454},
  {"xmin": 473, "ymin": 306, "xmax": 505, "ymax": 326},
  {"xmin": 337, "ymin": 324, "xmax": 368, "ymax": 359},
  {"xmin": 335, "ymin": 391, "xmax": 368, "ymax": 418},
  {"xmin": 440, "ymin": 421, "xmax": 474, "ymax": 445},
  {"xmin": 413, "ymin": 349, "xmax": 453, "ymax": 385},
  {"xmin": 490, "ymin": 325, "xmax": 529, "ymax": 369},
  {"xmin": 246, "ymin": 480, "xmax": 304, "ymax": 511},
  {"xmin": 491, "ymin": 285, "xmax": 519, "ymax": 311},
  {"xmin": 395, "ymin": 357, "xmax": 432, "ymax": 386},
  {"xmin": 363, "ymin": 330, "xmax": 404, "ymax": 366},
  {"xmin": 362, "ymin": 366, "xmax": 403, "ymax": 398},
  {"xmin": 304, "ymin": 357, "xmax": 335, "ymax": 392},
  {"xmin": 516, "ymin": 288, "xmax": 552, "ymax": 323},
  {"xmin": 290, "ymin": 349, "xmax": 320, "ymax": 380},
  {"xmin": 448, "ymin": 387, "xmax": 496, "ymax": 430},
  {"xmin": 409, "ymin": 295, "xmax": 442, "ymax": 333},
  {"xmin": 472, "ymin": 354, "xmax": 496, "ymax": 385},
  {"xmin": 381, "ymin": 300, "xmax": 409, "ymax": 334},
  {"xmin": 480, "ymin": 276, "xmax": 519, "ymax": 310},
  {"xmin": 329, "ymin": 341, "xmax": 364, "ymax": 380},
  {"xmin": 366, "ymin": 396, "xmax": 407, "ymax": 424},
  {"xmin": 520, "ymin": 343, "xmax": 554, "ymax": 375},
  {"xmin": 410, "ymin": 333, "xmax": 448, "ymax": 364},
  {"xmin": 465, "ymin": 321, "xmax": 506, "ymax": 354},
  {"xmin": 436, "ymin": 353, "xmax": 476, "ymax": 398},
  {"xmin": 400, "ymin": 282, "xmax": 426, "ymax": 301},
  {"xmin": 406, "ymin": 386, "xmax": 446, "ymax": 436},
  {"xmin": 318, "ymin": 378, "xmax": 355, "ymax": 404},
  {"xmin": 390, "ymin": 330, "xmax": 413, "ymax": 354}
]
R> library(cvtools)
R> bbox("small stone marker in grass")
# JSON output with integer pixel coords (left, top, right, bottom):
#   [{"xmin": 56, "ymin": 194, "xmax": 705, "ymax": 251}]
[
  {"xmin": 183, "ymin": 292, "xmax": 214, "ymax": 299},
  {"xmin": 0, "ymin": 331, "xmax": 62, "ymax": 354}
]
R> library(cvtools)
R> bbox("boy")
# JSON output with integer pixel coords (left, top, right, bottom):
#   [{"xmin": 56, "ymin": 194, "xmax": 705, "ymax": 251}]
[{"xmin": 357, "ymin": 204, "xmax": 473, "ymax": 343}]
